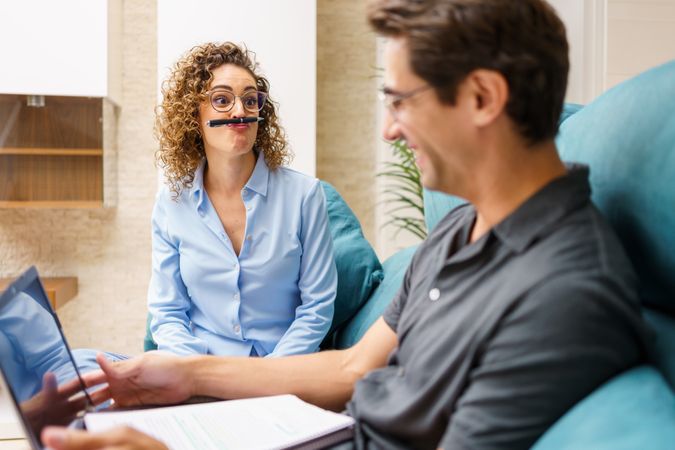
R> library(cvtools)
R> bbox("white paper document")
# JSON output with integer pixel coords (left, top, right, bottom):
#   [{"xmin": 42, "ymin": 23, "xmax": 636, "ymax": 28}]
[
  {"xmin": 0, "ymin": 376, "xmax": 23, "ymax": 440},
  {"xmin": 84, "ymin": 394, "xmax": 354, "ymax": 450}
]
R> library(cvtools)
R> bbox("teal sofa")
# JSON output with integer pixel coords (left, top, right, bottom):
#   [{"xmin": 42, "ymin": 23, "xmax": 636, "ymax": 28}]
[{"xmin": 145, "ymin": 60, "xmax": 675, "ymax": 447}]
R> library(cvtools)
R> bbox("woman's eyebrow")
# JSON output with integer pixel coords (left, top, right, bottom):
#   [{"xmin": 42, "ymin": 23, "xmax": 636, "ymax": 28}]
[{"xmin": 211, "ymin": 84, "xmax": 257, "ymax": 92}]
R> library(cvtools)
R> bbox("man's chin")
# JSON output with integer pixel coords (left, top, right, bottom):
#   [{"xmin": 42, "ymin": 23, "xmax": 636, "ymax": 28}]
[{"xmin": 420, "ymin": 174, "xmax": 437, "ymax": 192}]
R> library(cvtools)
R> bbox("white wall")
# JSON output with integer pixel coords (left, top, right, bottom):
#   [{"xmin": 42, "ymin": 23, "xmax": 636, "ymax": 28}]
[
  {"xmin": 606, "ymin": 0, "xmax": 675, "ymax": 88},
  {"xmin": 157, "ymin": 0, "xmax": 316, "ymax": 176},
  {"xmin": 547, "ymin": 0, "xmax": 607, "ymax": 104}
]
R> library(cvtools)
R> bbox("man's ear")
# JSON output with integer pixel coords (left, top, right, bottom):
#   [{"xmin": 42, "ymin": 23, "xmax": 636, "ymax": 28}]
[{"xmin": 465, "ymin": 69, "xmax": 509, "ymax": 128}]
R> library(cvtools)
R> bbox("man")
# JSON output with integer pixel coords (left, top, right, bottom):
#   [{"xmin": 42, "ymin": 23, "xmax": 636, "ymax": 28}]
[{"xmin": 43, "ymin": 0, "xmax": 650, "ymax": 449}]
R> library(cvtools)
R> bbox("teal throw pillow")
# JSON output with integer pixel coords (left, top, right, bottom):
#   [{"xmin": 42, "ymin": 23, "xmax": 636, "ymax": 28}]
[
  {"xmin": 321, "ymin": 182, "xmax": 383, "ymax": 347},
  {"xmin": 335, "ymin": 245, "xmax": 417, "ymax": 349},
  {"xmin": 556, "ymin": 61, "xmax": 675, "ymax": 314}
]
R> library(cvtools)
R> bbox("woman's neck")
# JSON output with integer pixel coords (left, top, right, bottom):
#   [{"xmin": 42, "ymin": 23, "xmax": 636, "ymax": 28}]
[{"xmin": 203, "ymin": 150, "xmax": 257, "ymax": 197}]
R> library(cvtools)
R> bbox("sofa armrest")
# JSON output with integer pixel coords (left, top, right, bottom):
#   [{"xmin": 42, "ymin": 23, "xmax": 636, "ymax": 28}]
[{"xmin": 532, "ymin": 365, "xmax": 675, "ymax": 450}]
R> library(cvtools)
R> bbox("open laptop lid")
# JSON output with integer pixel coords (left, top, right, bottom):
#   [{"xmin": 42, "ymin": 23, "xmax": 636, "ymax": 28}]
[{"xmin": 0, "ymin": 266, "xmax": 94, "ymax": 449}]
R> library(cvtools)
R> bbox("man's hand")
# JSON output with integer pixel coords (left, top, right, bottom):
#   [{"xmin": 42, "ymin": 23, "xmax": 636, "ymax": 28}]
[
  {"xmin": 42, "ymin": 426, "xmax": 168, "ymax": 450},
  {"xmin": 96, "ymin": 351, "xmax": 193, "ymax": 407}
]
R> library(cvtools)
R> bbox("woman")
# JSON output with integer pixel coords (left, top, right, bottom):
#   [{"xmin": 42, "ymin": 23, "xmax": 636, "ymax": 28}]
[{"xmin": 149, "ymin": 42, "xmax": 337, "ymax": 357}]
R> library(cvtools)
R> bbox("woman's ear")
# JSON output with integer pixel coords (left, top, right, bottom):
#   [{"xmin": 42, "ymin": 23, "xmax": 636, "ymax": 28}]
[{"xmin": 465, "ymin": 69, "xmax": 509, "ymax": 128}]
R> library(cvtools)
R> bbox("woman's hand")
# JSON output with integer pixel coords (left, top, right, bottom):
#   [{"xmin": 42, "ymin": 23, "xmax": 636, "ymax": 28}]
[
  {"xmin": 42, "ymin": 426, "xmax": 169, "ymax": 450},
  {"xmin": 20, "ymin": 369, "xmax": 113, "ymax": 435},
  {"xmin": 96, "ymin": 351, "xmax": 194, "ymax": 407}
]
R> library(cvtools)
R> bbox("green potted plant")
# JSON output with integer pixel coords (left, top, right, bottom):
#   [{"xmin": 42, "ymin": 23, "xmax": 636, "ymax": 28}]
[{"xmin": 377, "ymin": 139, "xmax": 427, "ymax": 240}]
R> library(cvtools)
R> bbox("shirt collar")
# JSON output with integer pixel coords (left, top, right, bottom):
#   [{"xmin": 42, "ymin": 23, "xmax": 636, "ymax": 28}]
[
  {"xmin": 191, "ymin": 159, "xmax": 207, "ymax": 207},
  {"xmin": 245, "ymin": 153, "xmax": 269, "ymax": 197},
  {"xmin": 189, "ymin": 153, "xmax": 270, "ymax": 206},
  {"xmin": 492, "ymin": 163, "xmax": 592, "ymax": 253}
]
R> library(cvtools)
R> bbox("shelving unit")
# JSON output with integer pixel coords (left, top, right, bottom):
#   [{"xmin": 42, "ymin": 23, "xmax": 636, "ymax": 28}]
[
  {"xmin": 0, "ymin": 94, "xmax": 115, "ymax": 208},
  {"xmin": 0, "ymin": 148, "xmax": 103, "ymax": 156}
]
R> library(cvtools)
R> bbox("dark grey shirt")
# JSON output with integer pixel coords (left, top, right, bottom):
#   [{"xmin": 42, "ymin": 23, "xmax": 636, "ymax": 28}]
[{"xmin": 345, "ymin": 165, "xmax": 650, "ymax": 449}]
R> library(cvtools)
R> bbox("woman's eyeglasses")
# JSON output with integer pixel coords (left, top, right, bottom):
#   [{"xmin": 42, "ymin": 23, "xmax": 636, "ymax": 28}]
[{"xmin": 208, "ymin": 90, "xmax": 268, "ymax": 114}]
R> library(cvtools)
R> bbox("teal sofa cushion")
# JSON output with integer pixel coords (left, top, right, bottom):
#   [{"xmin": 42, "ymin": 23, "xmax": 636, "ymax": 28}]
[
  {"xmin": 644, "ymin": 309, "xmax": 675, "ymax": 389},
  {"xmin": 320, "ymin": 182, "xmax": 384, "ymax": 346},
  {"xmin": 143, "ymin": 314, "xmax": 155, "ymax": 351},
  {"xmin": 556, "ymin": 60, "xmax": 675, "ymax": 315},
  {"xmin": 422, "ymin": 189, "xmax": 465, "ymax": 232},
  {"xmin": 334, "ymin": 245, "xmax": 417, "ymax": 349},
  {"xmin": 532, "ymin": 366, "xmax": 675, "ymax": 450},
  {"xmin": 560, "ymin": 102, "xmax": 583, "ymax": 124}
]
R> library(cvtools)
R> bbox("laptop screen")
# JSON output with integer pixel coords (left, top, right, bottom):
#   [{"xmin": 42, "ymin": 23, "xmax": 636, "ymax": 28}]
[{"xmin": 0, "ymin": 267, "xmax": 92, "ymax": 449}]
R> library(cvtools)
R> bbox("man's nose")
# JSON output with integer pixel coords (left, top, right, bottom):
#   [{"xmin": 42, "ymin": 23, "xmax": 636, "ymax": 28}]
[{"xmin": 382, "ymin": 109, "xmax": 402, "ymax": 142}]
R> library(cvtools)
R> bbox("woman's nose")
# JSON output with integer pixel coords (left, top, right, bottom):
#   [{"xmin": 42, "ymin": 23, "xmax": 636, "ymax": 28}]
[{"xmin": 231, "ymin": 97, "xmax": 247, "ymax": 117}]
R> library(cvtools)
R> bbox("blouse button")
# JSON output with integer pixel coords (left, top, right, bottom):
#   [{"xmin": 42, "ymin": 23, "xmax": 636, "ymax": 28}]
[{"xmin": 429, "ymin": 288, "xmax": 440, "ymax": 302}]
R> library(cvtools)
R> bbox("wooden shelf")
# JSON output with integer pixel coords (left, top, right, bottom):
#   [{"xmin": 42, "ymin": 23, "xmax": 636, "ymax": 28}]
[
  {"xmin": 0, "ymin": 147, "xmax": 103, "ymax": 156},
  {"xmin": 0, "ymin": 201, "xmax": 103, "ymax": 209},
  {"xmin": 0, "ymin": 276, "xmax": 78, "ymax": 310},
  {"xmin": 0, "ymin": 94, "xmax": 107, "ymax": 207}
]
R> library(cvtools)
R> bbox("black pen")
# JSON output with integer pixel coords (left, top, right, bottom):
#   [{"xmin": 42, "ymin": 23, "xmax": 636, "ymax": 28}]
[{"xmin": 207, "ymin": 117, "xmax": 265, "ymax": 127}]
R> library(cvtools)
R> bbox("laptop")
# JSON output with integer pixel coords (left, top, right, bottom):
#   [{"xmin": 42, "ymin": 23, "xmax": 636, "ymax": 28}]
[
  {"xmin": 0, "ymin": 267, "xmax": 355, "ymax": 450},
  {"xmin": 0, "ymin": 266, "xmax": 97, "ymax": 449}
]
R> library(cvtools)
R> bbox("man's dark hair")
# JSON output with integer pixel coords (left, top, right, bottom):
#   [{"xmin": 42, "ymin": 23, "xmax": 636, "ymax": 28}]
[{"xmin": 368, "ymin": 0, "xmax": 569, "ymax": 144}]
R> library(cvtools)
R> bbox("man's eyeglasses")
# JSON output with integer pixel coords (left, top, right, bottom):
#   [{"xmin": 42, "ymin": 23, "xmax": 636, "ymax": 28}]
[
  {"xmin": 208, "ymin": 89, "xmax": 268, "ymax": 114},
  {"xmin": 379, "ymin": 84, "xmax": 433, "ymax": 114}
]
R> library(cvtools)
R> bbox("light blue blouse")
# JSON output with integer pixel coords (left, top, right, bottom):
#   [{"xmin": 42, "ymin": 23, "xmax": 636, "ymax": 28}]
[{"xmin": 148, "ymin": 155, "xmax": 337, "ymax": 357}]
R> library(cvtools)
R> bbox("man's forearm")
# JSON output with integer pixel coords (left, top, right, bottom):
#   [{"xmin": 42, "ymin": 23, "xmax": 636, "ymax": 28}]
[
  {"xmin": 99, "ymin": 318, "xmax": 396, "ymax": 411},
  {"xmin": 187, "ymin": 349, "xmax": 363, "ymax": 411},
  {"xmin": 186, "ymin": 350, "xmax": 363, "ymax": 411},
  {"xmin": 186, "ymin": 318, "xmax": 398, "ymax": 411}
]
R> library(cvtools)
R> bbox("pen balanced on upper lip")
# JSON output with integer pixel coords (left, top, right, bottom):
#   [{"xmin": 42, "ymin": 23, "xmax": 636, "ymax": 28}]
[{"xmin": 207, "ymin": 117, "xmax": 265, "ymax": 127}]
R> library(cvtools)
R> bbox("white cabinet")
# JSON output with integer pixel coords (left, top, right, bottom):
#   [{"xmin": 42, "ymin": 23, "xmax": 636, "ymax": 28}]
[
  {"xmin": 0, "ymin": 0, "xmax": 122, "ymax": 105},
  {"xmin": 0, "ymin": 1, "xmax": 120, "ymax": 208}
]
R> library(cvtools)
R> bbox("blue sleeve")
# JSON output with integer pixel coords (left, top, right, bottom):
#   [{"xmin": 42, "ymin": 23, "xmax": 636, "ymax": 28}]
[
  {"xmin": 147, "ymin": 193, "xmax": 208, "ymax": 355},
  {"xmin": 267, "ymin": 180, "xmax": 337, "ymax": 357}
]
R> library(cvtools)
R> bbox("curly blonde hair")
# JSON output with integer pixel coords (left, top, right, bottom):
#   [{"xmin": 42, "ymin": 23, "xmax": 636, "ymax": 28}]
[{"xmin": 155, "ymin": 42, "xmax": 292, "ymax": 196}]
